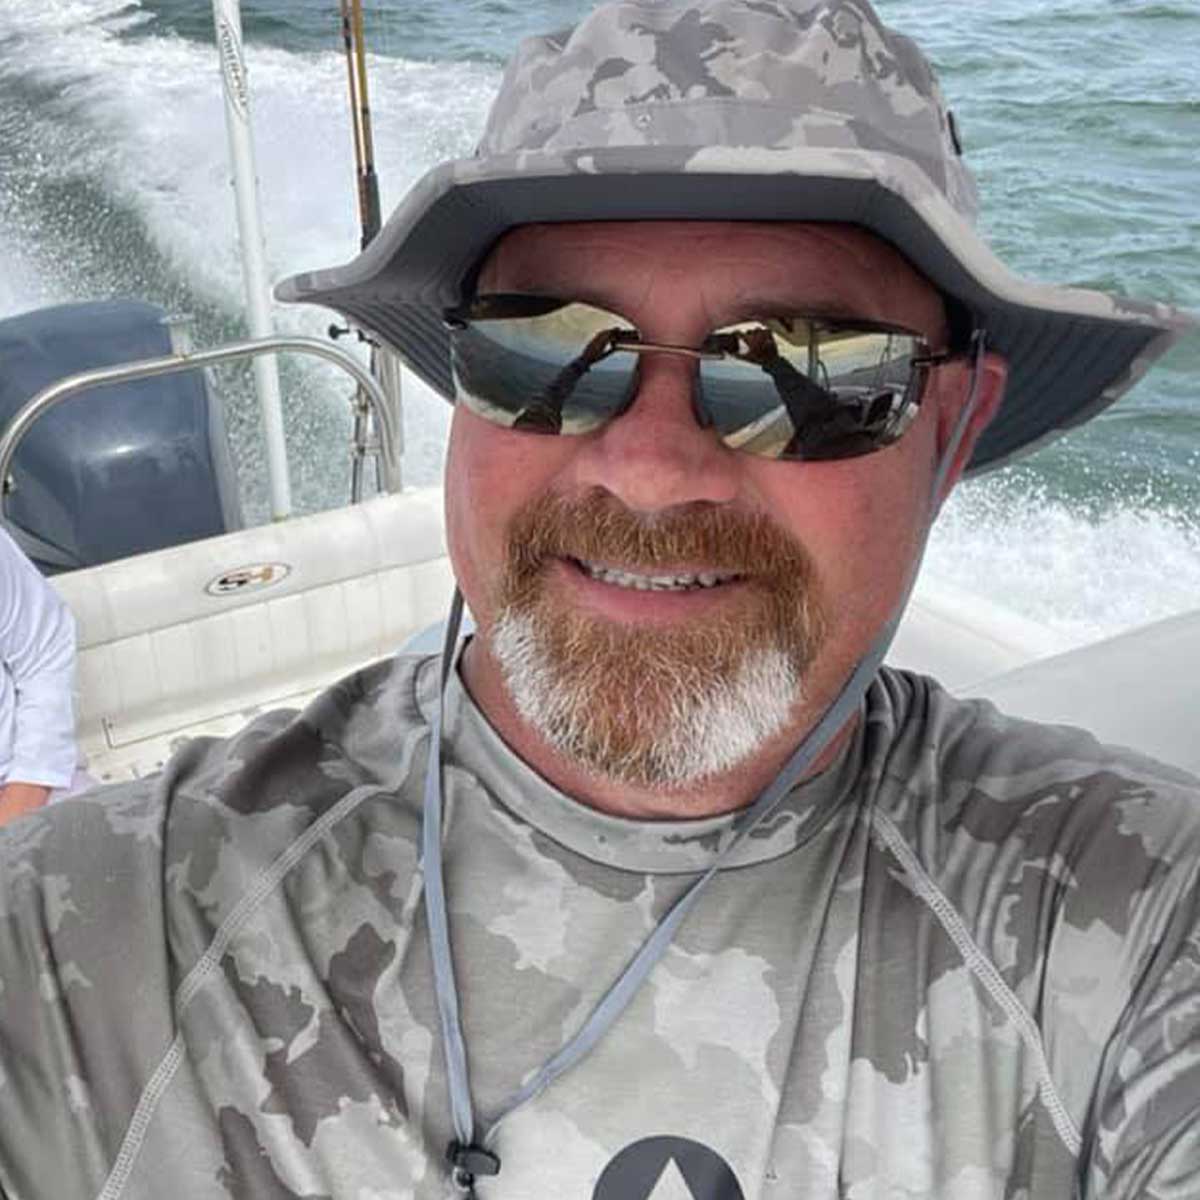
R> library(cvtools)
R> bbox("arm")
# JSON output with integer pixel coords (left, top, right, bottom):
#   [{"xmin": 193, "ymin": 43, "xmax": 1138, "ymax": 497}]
[
  {"xmin": 0, "ymin": 528, "xmax": 78, "ymax": 803},
  {"xmin": 0, "ymin": 775, "xmax": 171, "ymax": 1199},
  {"xmin": 734, "ymin": 327, "xmax": 832, "ymax": 429},
  {"xmin": 1082, "ymin": 860, "xmax": 1200, "ymax": 1197},
  {"xmin": 515, "ymin": 328, "xmax": 617, "ymax": 431},
  {"xmin": 0, "ymin": 781, "xmax": 52, "ymax": 826}
]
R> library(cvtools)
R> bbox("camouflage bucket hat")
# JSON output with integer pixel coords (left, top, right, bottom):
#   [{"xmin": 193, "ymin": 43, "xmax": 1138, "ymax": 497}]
[{"xmin": 277, "ymin": 0, "xmax": 1195, "ymax": 475}]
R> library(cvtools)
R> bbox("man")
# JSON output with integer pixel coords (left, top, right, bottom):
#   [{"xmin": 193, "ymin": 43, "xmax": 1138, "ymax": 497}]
[
  {"xmin": 1, "ymin": 2, "xmax": 1197, "ymax": 1198},
  {"xmin": 0, "ymin": 523, "xmax": 79, "ymax": 828}
]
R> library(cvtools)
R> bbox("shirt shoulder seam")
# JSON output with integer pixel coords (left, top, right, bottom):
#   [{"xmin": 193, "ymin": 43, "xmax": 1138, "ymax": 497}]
[
  {"xmin": 92, "ymin": 719, "xmax": 428, "ymax": 1200},
  {"xmin": 870, "ymin": 807, "xmax": 1083, "ymax": 1158}
]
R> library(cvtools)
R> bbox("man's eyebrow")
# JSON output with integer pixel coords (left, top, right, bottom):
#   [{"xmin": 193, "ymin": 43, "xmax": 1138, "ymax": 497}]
[
  {"xmin": 728, "ymin": 298, "xmax": 864, "ymax": 322},
  {"xmin": 480, "ymin": 290, "xmax": 874, "ymax": 322},
  {"xmin": 471, "ymin": 288, "xmax": 940, "ymax": 340},
  {"xmin": 476, "ymin": 283, "xmax": 609, "ymax": 308}
]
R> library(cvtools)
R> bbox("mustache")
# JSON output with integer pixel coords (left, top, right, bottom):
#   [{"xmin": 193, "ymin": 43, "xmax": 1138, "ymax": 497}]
[{"xmin": 504, "ymin": 489, "xmax": 814, "ymax": 581}]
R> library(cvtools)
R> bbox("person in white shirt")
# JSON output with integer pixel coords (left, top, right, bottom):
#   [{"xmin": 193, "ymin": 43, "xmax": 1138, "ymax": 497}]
[{"xmin": 0, "ymin": 524, "xmax": 80, "ymax": 828}]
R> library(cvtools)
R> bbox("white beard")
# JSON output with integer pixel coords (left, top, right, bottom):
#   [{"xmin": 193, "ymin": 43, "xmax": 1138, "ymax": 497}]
[{"xmin": 491, "ymin": 608, "xmax": 804, "ymax": 790}]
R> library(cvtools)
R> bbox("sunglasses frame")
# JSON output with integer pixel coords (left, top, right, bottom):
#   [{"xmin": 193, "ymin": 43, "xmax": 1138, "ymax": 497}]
[{"xmin": 442, "ymin": 294, "xmax": 966, "ymax": 460}]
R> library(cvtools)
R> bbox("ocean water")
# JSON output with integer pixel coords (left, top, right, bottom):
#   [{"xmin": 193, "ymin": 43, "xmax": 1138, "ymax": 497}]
[{"xmin": 0, "ymin": 0, "xmax": 1196, "ymax": 644}]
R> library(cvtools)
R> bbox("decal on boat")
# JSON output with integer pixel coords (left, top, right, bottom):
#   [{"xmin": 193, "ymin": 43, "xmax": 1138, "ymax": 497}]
[{"xmin": 205, "ymin": 562, "xmax": 292, "ymax": 597}]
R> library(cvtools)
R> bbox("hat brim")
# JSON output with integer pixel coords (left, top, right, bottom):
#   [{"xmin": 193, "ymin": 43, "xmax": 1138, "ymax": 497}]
[{"xmin": 276, "ymin": 145, "xmax": 1195, "ymax": 475}]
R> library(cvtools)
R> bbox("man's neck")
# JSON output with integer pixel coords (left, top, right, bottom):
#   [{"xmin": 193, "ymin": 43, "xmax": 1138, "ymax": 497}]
[{"xmin": 457, "ymin": 638, "xmax": 854, "ymax": 821}]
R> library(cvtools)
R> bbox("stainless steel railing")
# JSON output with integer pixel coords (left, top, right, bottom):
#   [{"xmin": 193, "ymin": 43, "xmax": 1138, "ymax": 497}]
[{"xmin": 0, "ymin": 335, "xmax": 402, "ymax": 516}]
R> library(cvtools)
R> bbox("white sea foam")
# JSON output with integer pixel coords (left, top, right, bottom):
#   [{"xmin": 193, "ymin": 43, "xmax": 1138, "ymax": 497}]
[
  {"xmin": 0, "ymin": 0, "xmax": 490, "ymax": 485},
  {"xmin": 0, "ymin": 238, "xmax": 60, "ymax": 317},
  {"xmin": 924, "ymin": 479, "xmax": 1200, "ymax": 644}
]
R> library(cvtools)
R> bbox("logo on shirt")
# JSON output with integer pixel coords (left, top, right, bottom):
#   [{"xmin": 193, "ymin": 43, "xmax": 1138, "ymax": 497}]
[{"xmin": 594, "ymin": 1136, "xmax": 745, "ymax": 1200}]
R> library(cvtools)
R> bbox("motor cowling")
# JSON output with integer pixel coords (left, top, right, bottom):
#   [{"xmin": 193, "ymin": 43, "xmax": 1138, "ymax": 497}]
[{"xmin": 0, "ymin": 299, "xmax": 242, "ymax": 574}]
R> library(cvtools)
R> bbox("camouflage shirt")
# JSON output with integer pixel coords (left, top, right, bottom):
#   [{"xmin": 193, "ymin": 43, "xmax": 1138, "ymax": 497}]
[{"xmin": 1, "ymin": 654, "xmax": 1198, "ymax": 1199}]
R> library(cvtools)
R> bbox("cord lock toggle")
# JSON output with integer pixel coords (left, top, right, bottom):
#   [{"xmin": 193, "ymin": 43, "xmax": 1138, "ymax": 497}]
[{"xmin": 447, "ymin": 1141, "xmax": 501, "ymax": 1182}]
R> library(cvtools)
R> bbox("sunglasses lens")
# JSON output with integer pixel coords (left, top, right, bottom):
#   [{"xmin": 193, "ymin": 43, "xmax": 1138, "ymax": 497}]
[
  {"xmin": 699, "ymin": 319, "xmax": 922, "ymax": 460},
  {"xmin": 449, "ymin": 298, "xmax": 636, "ymax": 434},
  {"xmin": 448, "ymin": 300, "xmax": 926, "ymax": 460}
]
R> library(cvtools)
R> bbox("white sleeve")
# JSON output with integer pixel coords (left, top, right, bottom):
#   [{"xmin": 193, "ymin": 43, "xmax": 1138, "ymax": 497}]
[{"xmin": 0, "ymin": 527, "xmax": 78, "ymax": 789}]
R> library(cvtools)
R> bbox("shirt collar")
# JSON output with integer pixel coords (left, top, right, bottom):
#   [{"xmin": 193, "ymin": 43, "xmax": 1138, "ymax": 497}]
[{"xmin": 417, "ymin": 649, "xmax": 864, "ymax": 875}]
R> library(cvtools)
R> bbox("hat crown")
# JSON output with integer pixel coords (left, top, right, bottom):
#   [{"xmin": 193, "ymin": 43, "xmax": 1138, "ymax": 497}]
[{"xmin": 480, "ymin": 0, "xmax": 979, "ymax": 221}]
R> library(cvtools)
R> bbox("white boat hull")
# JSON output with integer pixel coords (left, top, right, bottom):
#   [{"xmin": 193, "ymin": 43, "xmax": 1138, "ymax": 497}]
[{"xmin": 51, "ymin": 489, "xmax": 452, "ymax": 782}]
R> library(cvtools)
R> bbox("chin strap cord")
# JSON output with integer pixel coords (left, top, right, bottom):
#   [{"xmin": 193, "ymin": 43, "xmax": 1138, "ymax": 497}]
[{"xmin": 422, "ymin": 334, "xmax": 988, "ymax": 1189}]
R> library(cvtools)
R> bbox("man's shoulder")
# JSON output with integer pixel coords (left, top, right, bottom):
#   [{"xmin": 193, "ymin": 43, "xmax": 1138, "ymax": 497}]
[
  {"xmin": 188, "ymin": 649, "xmax": 439, "ymax": 817},
  {"xmin": 186, "ymin": 650, "xmax": 436, "ymax": 816},
  {"xmin": 868, "ymin": 665, "xmax": 1200, "ymax": 904},
  {"xmin": 874, "ymin": 665, "xmax": 1200, "ymax": 804},
  {"xmin": 0, "ymin": 652, "xmax": 438, "ymax": 917},
  {"xmin": 862, "ymin": 671, "xmax": 1200, "ymax": 1166}
]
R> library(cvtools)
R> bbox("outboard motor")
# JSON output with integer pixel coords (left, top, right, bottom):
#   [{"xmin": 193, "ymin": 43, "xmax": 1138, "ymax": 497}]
[{"xmin": 0, "ymin": 299, "xmax": 243, "ymax": 574}]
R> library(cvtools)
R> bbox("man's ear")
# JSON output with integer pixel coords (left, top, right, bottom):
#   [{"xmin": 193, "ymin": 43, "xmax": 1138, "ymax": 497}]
[{"xmin": 933, "ymin": 350, "xmax": 1008, "ymax": 508}]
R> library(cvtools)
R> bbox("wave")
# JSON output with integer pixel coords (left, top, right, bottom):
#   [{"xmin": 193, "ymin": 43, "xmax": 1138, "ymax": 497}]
[
  {"xmin": 0, "ymin": 0, "xmax": 491, "ymax": 516},
  {"xmin": 926, "ymin": 478, "xmax": 1200, "ymax": 643}
]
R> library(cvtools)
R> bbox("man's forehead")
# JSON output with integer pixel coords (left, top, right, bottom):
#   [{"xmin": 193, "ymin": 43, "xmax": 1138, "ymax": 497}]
[
  {"xmin": 484, "ymin": 220, "xmax": 909, "ymax": 274},
  {"xmin": 478, "ymin": 220, "xmax": 949, "ymax": 336}
]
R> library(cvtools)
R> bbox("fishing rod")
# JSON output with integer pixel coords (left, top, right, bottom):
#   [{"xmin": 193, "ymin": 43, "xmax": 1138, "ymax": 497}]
[
  {"xmin": 337, "ymin": 0, "xmax": 400, "ymax": 500},
  {"xmin": 340, "ymin": 0, "xmax": 382, "ymax": 248}
]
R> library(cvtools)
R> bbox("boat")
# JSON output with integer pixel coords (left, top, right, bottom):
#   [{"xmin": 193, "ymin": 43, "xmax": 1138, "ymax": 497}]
[{"xmin": 1, "ymin": 0, "xmax": 1196, "ymax": 793}]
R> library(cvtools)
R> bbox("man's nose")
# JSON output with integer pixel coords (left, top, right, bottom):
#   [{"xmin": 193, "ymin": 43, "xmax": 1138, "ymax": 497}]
[{"xmin": 566, "ymin": 352, "xmax": 741, "ymax": 513}]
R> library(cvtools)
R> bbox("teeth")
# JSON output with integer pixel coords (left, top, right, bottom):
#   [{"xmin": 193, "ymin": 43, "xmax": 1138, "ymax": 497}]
[{"xmin": 578, "ymin": 561, "xmax": 738, "ymax": 591}]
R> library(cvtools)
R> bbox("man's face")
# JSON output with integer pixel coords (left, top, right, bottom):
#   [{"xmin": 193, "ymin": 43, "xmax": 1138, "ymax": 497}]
[{"xmin": 446, "ymin": 221, "xmax": 957, "ymax": 791}]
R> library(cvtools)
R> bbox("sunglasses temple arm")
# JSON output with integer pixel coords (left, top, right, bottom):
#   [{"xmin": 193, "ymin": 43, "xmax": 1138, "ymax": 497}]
[{"xmin": 930, "ymin": 330, "xmax": 988, "ymax": 509}]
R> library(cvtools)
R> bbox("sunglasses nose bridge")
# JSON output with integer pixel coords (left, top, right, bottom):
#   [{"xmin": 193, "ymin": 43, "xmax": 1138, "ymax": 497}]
[
  {"xmin": 616, "ymin": 344, "xmax": 716, "ymax": 433},
  {"xmin": 575, "ymin": 350, "xmax": 742, "ymax": 512}
]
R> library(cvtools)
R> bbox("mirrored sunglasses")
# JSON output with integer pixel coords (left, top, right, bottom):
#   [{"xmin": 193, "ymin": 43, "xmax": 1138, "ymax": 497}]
[{"xmin": 443, "ymin": 295, "xmax": 953, "ymax": 462}]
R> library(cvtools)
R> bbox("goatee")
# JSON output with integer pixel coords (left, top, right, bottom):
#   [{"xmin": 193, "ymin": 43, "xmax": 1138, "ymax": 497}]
[{"xmin": 487, "ymin": 490, "xmax": 829, "ymax": 791}]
